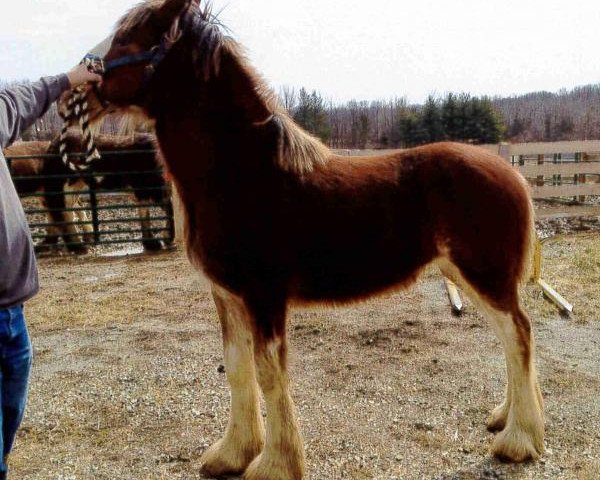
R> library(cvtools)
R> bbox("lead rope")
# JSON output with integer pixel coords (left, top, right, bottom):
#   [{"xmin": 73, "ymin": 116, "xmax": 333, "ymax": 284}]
[{"xmin": 59, "ymin": 59, "xmax": 103, "ymax": 171}]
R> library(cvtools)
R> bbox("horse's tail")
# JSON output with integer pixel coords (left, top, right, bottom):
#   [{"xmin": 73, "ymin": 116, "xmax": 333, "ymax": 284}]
[{"xmin": 517, "ymin": 174, "xmax": 537, "ymax": 285}]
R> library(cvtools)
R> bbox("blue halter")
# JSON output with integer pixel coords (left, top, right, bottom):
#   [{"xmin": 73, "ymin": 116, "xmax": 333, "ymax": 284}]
[{"xmin": 82, "ymin": 8, "xmax": 190, "ymax": 87}]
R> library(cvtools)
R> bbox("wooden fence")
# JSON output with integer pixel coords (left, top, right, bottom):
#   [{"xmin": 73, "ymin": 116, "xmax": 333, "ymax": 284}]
[
  {"xmin": 336, "ymin": 141, "xmax": 600, "ymax": 218},
  {"xmin": 480, "ymin": 140, "xmax": 600, "ymax": 201}
]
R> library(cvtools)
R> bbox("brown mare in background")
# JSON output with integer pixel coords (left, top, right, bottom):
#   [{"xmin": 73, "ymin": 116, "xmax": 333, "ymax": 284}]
[
  {"xmin": 7, "ymin": 133, "xmax": 172, "ymax": 254},
  {"xmin": 5, "ymin": 140, "xmax": 89, "ymax": 250},
  {"xmin": 71, "ymin": 1, "xmax": 545, "ymax": 478},
  {"xmin": 45, "ymin": 131, "xmax": 173, "ymax": 253}
]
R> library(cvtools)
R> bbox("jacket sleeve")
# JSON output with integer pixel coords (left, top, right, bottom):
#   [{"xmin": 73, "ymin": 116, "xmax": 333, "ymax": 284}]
[{"xmin": 0, "ymin": 75, "xmax": 71, "ymax": 149}]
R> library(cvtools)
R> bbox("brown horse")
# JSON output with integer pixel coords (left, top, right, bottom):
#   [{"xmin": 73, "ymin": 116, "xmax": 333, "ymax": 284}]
[
  {"xmin": 44, "ymin": 131, "xmax": 173, "ymax": 253},
  {"xmin": 6, "ymin": 134, "xmax": 173, "ymax": 254},
  {"xmin": 5, "ymin": 140, "xmax": 88, "ymax": 248},
  {"xmin": 5, "ymin": 141, "xmax": 50, "ymax": 195},
  {"xmin": 71, "ymin": 1, "xmax": 544, "ymax": 478}
]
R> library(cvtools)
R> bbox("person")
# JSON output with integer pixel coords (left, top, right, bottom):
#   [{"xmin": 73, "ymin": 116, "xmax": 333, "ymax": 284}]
[{"xmin": 0, "ymin": 64, "xmax": 101, "ymax": 479}]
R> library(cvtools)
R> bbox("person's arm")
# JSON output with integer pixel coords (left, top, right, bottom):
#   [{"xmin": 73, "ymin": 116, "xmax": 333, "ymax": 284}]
[{"xmin": 0, "ymin": 64, "xmax": 102, "ymax": 149}]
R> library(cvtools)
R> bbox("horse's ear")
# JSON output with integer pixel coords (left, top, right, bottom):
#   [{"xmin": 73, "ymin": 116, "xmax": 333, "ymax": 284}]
[{"xmin": 158, "ymin": 0, "xmax": 194, "ymax": 20}]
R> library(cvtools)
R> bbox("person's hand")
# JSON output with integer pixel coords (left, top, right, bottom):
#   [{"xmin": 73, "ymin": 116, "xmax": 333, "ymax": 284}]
[{"xmin": 66, "ymin": 63, "xmax": 102, "ymax": 88}]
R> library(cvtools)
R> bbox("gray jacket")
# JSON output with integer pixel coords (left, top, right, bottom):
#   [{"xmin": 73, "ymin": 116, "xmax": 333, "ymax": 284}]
[{"xmin": 0, "ymin": 75, "xmax": 70, "ymax": 308}]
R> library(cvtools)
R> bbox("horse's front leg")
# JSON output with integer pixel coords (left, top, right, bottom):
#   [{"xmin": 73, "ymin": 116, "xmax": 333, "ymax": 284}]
[
  {"xmin": 244, "ymin": 297, "xmax": 305, "ymax": 480},
  {"xmin": 199, "ymin": 284, "xmax": 265, "ymax": 477},
  {"xmin": 137, "ymin": 199, "xmax": 163, "ymax": 251}
]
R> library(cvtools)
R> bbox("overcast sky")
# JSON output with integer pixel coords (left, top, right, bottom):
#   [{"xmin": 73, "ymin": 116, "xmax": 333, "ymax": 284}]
[{"xmin": 0, "ymin": 0, "xmax": 598, "ymax": 103}]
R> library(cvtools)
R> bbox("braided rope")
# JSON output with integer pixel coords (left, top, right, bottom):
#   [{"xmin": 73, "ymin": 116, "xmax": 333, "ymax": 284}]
[{"xmin": 59, "ymin": 60, "xmax": 103, "ymax": 172}]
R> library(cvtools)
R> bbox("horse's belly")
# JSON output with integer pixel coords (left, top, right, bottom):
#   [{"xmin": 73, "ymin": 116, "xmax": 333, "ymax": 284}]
[{"xmin": 291, "ymin": 244, "xmax": 433, "ymax": 302}]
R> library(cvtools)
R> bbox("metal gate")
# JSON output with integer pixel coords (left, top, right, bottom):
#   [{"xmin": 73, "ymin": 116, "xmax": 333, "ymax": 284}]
[{"xmin": 6, "ymin": 149, "xmax": 175, "ymax": 254}]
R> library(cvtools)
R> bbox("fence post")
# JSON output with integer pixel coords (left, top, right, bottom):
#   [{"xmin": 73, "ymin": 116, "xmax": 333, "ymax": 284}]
[
  {"xmin": 87, "ymin": 174, "xmax": 101, "ymax": 244},
  {"xmin": 536, "ymin": 154, "xmax": 544, "ymax": 187},
  {"xmin": 552, "ymin": 153, "xmax": 562, "ymax": 185},
  {"xmin": 576, "ymin": 152, "xmax": 587, "ymax": 203},
  {"xmin": 497, "ymin": 143, "xmax": 510, "ymax": 161}
]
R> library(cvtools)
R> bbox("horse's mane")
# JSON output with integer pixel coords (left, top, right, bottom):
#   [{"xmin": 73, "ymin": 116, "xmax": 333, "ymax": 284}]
[
  {"xmin": 116, "ymin": 0, "xmax": 329, "ymax": 175},
  {"xmin": 115, "ymin": 0, "xmax": 164, "ymax": 37}
]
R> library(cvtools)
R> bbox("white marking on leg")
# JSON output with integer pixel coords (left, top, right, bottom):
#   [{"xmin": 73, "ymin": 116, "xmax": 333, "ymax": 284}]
[
  {"xmin": 200, "ymin": 284, "xmax": 265, "ymax": 476},
  {"xmin": 245, "ymin": 337, "xmax": 305, "ymax": 480},
  {"xmin": 485, "ymin": 308, "xmax": 544, "ymax": 460},
  {"xmin": 63, "ymin": 181, "xmax": 85, "ymax": 245},
  {"xmin": 437, "ymin": 257, "xmax": 544, "ymax": 461}
]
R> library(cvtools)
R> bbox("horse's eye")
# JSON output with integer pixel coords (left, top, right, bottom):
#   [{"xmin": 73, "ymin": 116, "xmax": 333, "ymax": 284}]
[{"xmin": 115, "ymin": 36, "xmax": 130, "ymax": 46}]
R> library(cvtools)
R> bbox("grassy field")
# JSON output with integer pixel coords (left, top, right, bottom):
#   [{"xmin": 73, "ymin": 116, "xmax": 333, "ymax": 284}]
[
  {"xmin": 522, "ymin": 232, "xmax": 599, "ymax": 323},
  {"xmin": 8, "ymin": 231, "xmax": 600, "ymax": 479}
]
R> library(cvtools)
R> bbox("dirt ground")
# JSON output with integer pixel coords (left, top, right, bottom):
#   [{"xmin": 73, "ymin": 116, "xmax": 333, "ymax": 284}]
[{"xmin": 9, "ymin": 233, "xmax": 599, "ymax": 479}]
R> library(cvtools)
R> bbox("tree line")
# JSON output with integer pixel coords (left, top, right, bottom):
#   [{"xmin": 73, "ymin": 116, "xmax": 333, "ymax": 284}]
[
  {"xmin": 284, "ymin": 84, "xmax": 600, "ymax": 149},
  {"xmin": 2, "ymin": 78, "xmax": 599, "ymax": 147}
]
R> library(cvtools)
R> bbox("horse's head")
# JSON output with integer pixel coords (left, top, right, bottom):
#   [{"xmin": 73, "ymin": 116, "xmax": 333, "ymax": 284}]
[
  {"xmin": 61, "ymin": 0, "xmax": 276, "ymax": 138},
  {"xmin": 60, "ymin": 0, "xmax": 196, "ymax": 123}
]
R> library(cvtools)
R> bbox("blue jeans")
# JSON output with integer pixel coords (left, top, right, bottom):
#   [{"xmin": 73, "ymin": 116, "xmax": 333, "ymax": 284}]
[{"xmin": 0, "ymin": 305, "xmax": 32, "ymax": 474}]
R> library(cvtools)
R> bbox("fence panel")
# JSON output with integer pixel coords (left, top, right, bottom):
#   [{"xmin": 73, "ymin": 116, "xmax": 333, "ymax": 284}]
[
  {"xmin": 484, "ymin": 140, "xmax": 600, "ymax": 201},
  {"xmin": 6, "ymin": 150, "xmax": 175, "ymax": 253}
]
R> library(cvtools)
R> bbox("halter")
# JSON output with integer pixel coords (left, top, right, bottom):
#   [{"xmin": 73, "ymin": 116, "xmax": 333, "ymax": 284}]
[
  {"xmin": 86, "ymin": 11, "xmax": 186, "ymax": 87},
  {"xmin": 59, "ymin": 6, "xmax": 189, "ymax": 171}
]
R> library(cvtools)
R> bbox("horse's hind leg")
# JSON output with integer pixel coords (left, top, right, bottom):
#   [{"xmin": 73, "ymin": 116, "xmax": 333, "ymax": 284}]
[
  {"xmin": 486, "ymin": 357, "xmax": 513, "ymax": 432},
  {"xmin": 440, "ymin": 261, "xmax": 544, "ymax": 462},
  {"xmin": 200, "ymin": 284, "xmax": 265, "ymax": 477},
  {"xmin": 484, "ymin": 303, "xmax": 543, "ymax": 461},
  {"xmin": 137, "ymin": 201, "xmax": 162, "ymax": 251},
  {"xmin": 62, "ymin": 180, "xmax": 88, "ymax": 254}
]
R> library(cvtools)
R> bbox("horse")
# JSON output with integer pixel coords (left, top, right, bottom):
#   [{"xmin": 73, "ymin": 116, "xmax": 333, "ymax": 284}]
[
  {"xmin": 5, "ymin": 141, "xmax": 49, "ymax": 195},
  {"xmin": 4, "ymin": 140, "xmax": 90, "ymax": 250},
  {"xmin": 42, "ymin": 130, "xmax": 174, "ymax": 253},
  {"xmin": 68, "ymin": 1, "xmax": 544, "ymax": 478},
  {"xmin": 6, "ymin": 134, "xmax": 173, "ymax": 254}
]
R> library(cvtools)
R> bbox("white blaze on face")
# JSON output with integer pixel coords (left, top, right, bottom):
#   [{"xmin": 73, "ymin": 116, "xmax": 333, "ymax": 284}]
[{"xmin": 88, "ymin": 35, "xmax": 115, "ymax": 58}]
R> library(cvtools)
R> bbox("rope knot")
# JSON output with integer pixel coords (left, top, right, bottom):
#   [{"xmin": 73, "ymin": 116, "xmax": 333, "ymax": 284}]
[{"xmin": 59, "ymin": 85, "xmax": 101, "ymax": 171}]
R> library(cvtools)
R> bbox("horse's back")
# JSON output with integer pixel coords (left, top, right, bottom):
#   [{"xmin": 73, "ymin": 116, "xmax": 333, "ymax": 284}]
[
  {"xmin": 408, "ymin": 142, "xmax": 534, "ymax": 306},
  {"xmin": 287, "ymin": 142, "xmax": 533, "ymax": 304},
  {"xmin": 5, "ymin": 141, "xmax": 50, "ymax": 195}
]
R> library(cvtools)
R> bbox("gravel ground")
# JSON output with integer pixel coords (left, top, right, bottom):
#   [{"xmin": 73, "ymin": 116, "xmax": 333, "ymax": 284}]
[
  {"xmin": 22, "ymin": 193, "xmax": 172, "ymax": 255},
  {"xmin": 7, "ymin": 233, "xmax": 599, "ymax": 479},
  {"xmin": 534, "ymin": 198, "xmax": 600, "ymax": 239}
]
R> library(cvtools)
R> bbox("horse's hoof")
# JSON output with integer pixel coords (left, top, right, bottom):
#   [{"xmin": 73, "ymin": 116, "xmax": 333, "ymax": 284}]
[
  {"xmin": 200, "ymin": 437, "xmax": 261, "ymax": 477},
  {"xmin": 34, "ymin": 244, "xmax": 52, "ymax": 254},
  {"xmin": 243, "ymin": 452, "xmax": 304, "ymax": 480},
  {"xmin": 142, "ymin": 239, "xmax": 163, "ymax": 251},
  {"xmin": 491, "ymin": 425, "xmax": 544, "ymax": 462},
  {"xmin": 68, "ymin": 245, "xmax": 89, "ymax": 255}
]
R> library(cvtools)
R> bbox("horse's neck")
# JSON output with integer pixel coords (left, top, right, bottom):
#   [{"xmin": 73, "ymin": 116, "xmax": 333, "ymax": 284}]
[
  {"xmin": 155, "ymin": 114, "xmax": 262, "ymax": 194},
  {"xmin": 153, "ymin": 43, "xmax": 281, "ymax": 202}
]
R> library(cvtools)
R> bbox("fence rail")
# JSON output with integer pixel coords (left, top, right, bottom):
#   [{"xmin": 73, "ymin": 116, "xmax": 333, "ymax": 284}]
[
  {"xmin": 482, "ymin": 140, "xmax": 600, "ymax": 201},
  {"xmin": 6, "ymin": 149, "xmax": 174, "ymax": 252},
  {"xmin": 336, "ymin": 141, "xmax": 600, "ymax": 206}
]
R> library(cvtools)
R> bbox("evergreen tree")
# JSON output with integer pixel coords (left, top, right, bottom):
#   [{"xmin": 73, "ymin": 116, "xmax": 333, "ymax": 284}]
[
  {"xmin": 442, "ymin": 93, "xmax": 461, "ymax": 140},
  {"xmin": 293, "ymin": 88, "xmax": 331, "ymax": 142},
  {"xmin": 392, "ymin": 108, "xmax": 427, "ymax": 147},
  {"xmin": 475, "ymin": 97, "xmax": 505, "ymax": 143},
  {"xmin": 421, "ymin": 96, "xmax": 445, "ymax": 143}
]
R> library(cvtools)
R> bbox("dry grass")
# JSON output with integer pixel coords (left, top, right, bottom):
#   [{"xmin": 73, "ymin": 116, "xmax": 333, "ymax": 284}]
[
  {"xmin": 521, "ymin": 232, "xmax": 600, "ymax": 323},
  {"xmin": 8, "ymin": 233, "xmax": 600, "ymax": 479}
]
